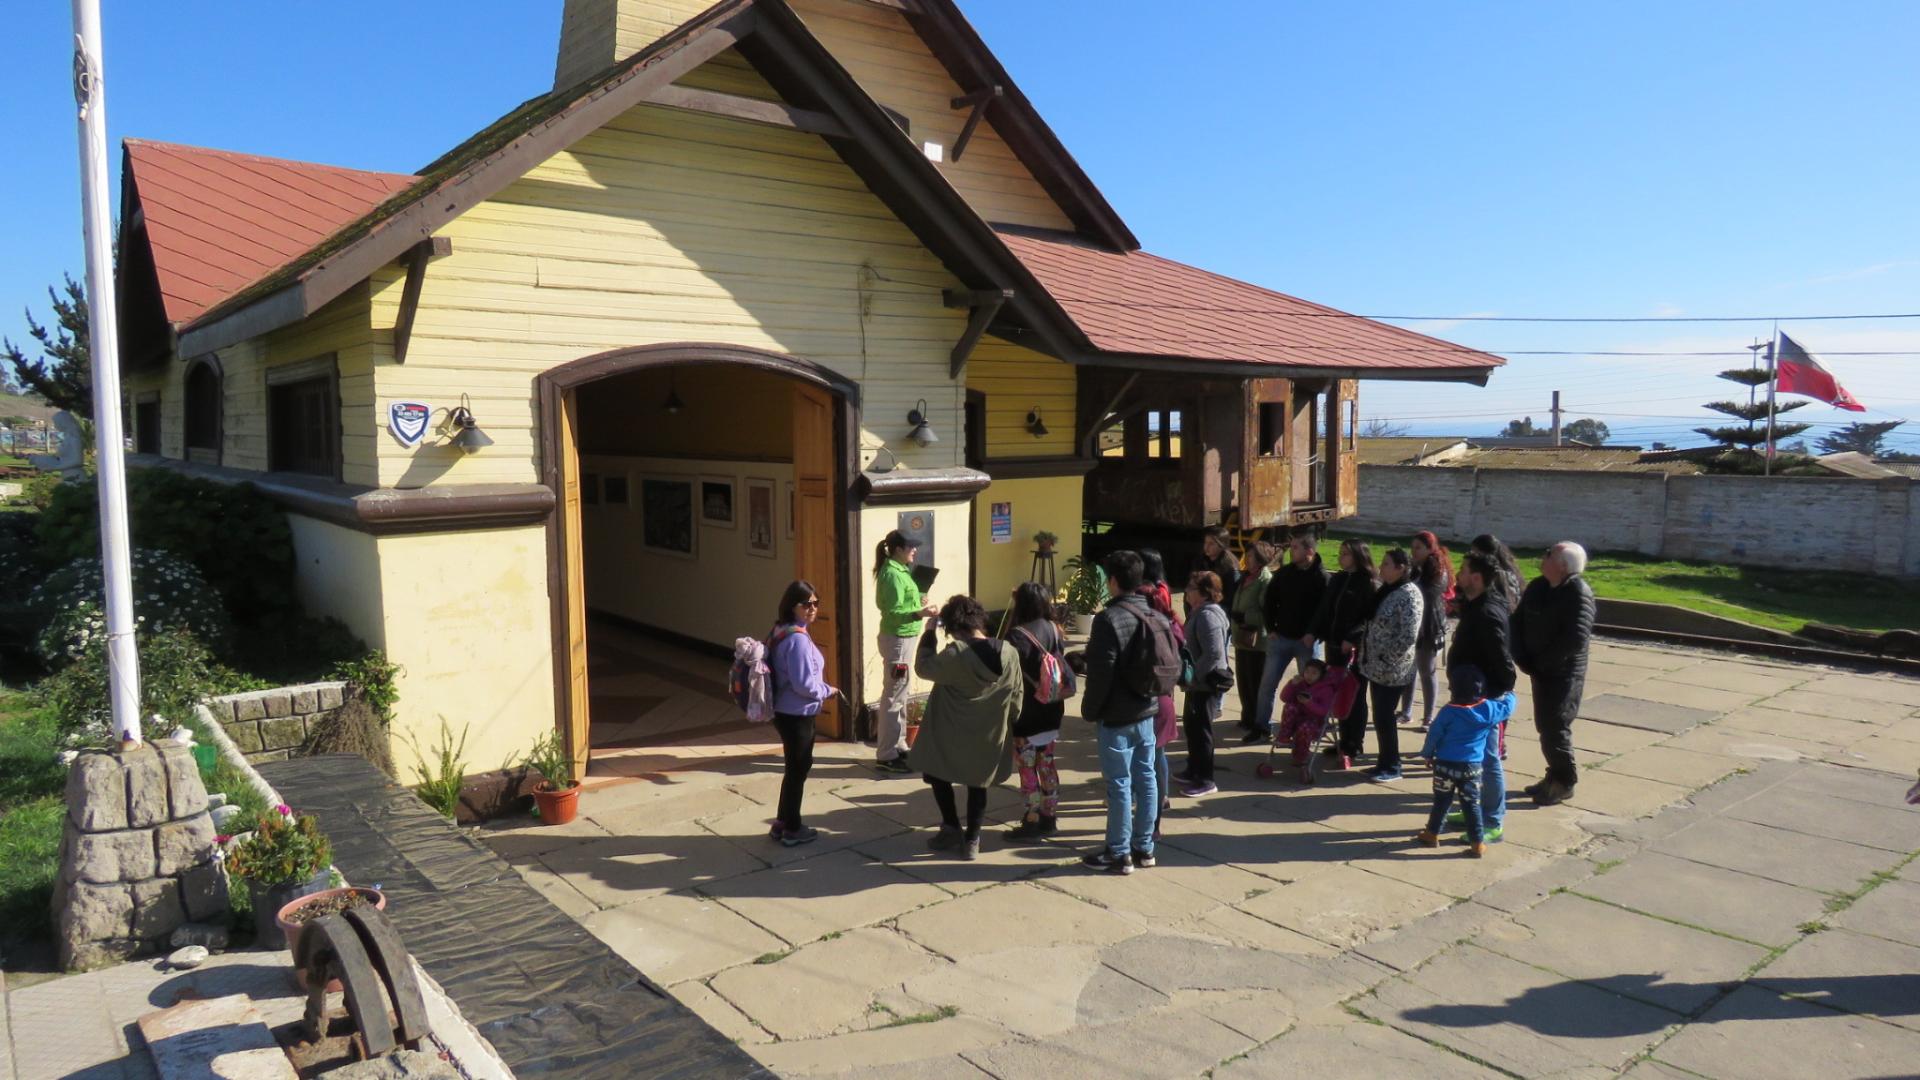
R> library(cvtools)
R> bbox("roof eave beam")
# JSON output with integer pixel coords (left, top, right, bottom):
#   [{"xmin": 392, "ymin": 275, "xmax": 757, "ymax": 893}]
[
  {"xmin": 643, "ymin": 84, "xmax": 849, "ymax": 138},
  {"xmin": 1070, "ymin": 353, "xmax": 1501, "ymax": 385},
  {"xmin": 944, "ymin": 287, "xmax": 1012, "ymax": 378},
  {"xmin": 391, "ymin": 236, "xmax": 453, "ymax": 365},
  {"xmin": 947, "ymin": 85, "xmax": 1002, "ymax": 162}
]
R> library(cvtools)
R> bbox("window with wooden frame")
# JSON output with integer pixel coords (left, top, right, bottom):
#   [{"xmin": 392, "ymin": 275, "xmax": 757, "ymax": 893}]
[
  {"xmin": 183, "ymin": 358, "xmax": 222, "ymax": 464},
  {"xmin": 266, "ymin": 356, "xmax": 341, "ymax": 480}
]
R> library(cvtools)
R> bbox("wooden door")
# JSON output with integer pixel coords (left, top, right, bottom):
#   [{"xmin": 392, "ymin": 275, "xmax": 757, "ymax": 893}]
[
  {"xmin": 792, "ymin": 382, "xmax": 845, "ymax": 737},
  {"xmin": 557, "ymin": 389, "xmax": 591, "ymax": 779},
  {"xmin": 1240, "ymin": 378, "xmax": 1293, "ymax": 527},
  {"xmin": 1335, "ymin": 379, "xmax": 1360, "ymax": 517}
]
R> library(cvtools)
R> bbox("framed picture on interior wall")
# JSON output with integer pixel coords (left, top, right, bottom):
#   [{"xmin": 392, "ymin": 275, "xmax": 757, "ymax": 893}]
[
  {"xmin": 603, "ymin": 474, "xmax": 629, "ymax": 506},
  {"xmin": 746, "ymin": 477, "xmax": 777, "ymax": 559},
  {"xmin": 700, "ymin": 476, "xmax": 736, "ymax": 528},
  {"xmin": 784, "ymin": 480, "xmax": 795, "ymax": 539},
  {"xmin": 641, "ymin": 476, "xmax": 697, "ymax": 559}
]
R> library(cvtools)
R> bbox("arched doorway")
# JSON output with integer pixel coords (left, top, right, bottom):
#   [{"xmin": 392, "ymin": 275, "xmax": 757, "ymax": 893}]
[{"xmin": 536, "ymin": 344, "xmax": 859, "ymax": 779}]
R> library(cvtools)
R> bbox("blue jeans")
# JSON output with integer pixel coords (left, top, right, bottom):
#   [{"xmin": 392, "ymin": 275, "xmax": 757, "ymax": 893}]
[
  {"xmin": 1097, "ymin": 718, "xmax": 1158, "ymax": 857},
  {"xmin": 1253, "ymin": 635, "xmax": 1316, "ymax": 733},
  {"xmin": 1427, "ymin": 759, "xmax": 1484, "ymax": 843},
  {"xmin": 1481, "ymin": 739, "xmax": 1506, "ymax": 832}
]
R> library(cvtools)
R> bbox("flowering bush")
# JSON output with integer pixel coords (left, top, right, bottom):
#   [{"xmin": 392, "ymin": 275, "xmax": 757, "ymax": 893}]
[
  {"xmin": 31, "ymin": 548, "xmax": 229, "ymax": 667},
  {"xmin": 36, "ymin": 627, "xmax": 237, "ymax": 746},
  {"xmin": 226, "ymin": 805, "xmax": 331, "ymax": 887}
]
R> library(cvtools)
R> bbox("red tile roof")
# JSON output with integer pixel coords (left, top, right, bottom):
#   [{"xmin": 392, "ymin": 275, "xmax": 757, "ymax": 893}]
[
  {"xmin": 996, "ymin": 226, "xmax": 1504, "ymax": 376},
  {"xmin": 125, "ymin": 139, "xmax": 416, "ymax": 325}
]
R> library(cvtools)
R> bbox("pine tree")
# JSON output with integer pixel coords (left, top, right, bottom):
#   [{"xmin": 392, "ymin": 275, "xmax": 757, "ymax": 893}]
[
  {"xmin": 1814, "ymin": 420, "xmax": 1905, "ymax": 457},
  {"xmin": 1693, "ymin": 367, "xmax": 1808, "ymax": 449},
  {"xmin": 4, "ymin": 276, "xmax": 92, "ymax": 419}
]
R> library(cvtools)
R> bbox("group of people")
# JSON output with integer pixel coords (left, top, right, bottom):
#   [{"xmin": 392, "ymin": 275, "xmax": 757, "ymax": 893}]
[{"xmin": 759, "ymin": 526, "xmax": 1597, "ymax": 875}]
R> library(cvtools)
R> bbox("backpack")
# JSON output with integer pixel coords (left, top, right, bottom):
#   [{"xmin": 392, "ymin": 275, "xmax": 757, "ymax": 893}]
[
  {"xmin": 1015, "ymin": 625, "xmax": 1074, "ymax": 705},
  {"xmin": 729, "ymin": 625, "xmax": 803, "ymax": 724},
  {"xmin": 1123, "ymin": 605, "xmax": 1183, "ymax": 699}
]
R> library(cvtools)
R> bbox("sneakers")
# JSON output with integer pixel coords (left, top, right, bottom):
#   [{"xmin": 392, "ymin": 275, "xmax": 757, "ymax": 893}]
[
  {"xmin": 1180, "ymin": 780, "xmax": 1218, "ymax": 797},
  {"xmin": 1483, "ymin": 825, "xmax": 1505, "ymax": 844},
  {"xmin": 768, "ymin": 822, "xmax": 786, "ymax": 841},
  {"xmin": 1445, "ymin": 809, "xmax": 1466, "ymax": 827},
  {"xmin": 927, "ymin": 825, "xmax": 964, "ymax": 851},
  {"xmin": 1532, "ymin": 781, "xmax": 1575, "ymax": 807},
  {"xmin": 779, "ymin": 826, "xmax": 819, "ymax": 848},
  {"xmin": 960, "ymin": 835, "xmax": 980, "ymax": 862},
  {"xmin": 1367, "ymin": 767, "xmax": 1403, "ymax": 783},
  {"xmin": 1239, "ymin": 729, "xmax": 1272, "ymax": 745},
  {"xmin": 1521, "ymin": 781, "xmax": 1548, "ymax": 801},
  {"xmin": 1006, "ymin": 815, "xmax": 1058, "ymax": 842},
  {"xmin": 874, "ymin": 757, "xmax": 914, "ymax": 776},
  {"xmin": 1081, "ymin": 849, "xmax": 1133, "ymax": 875},
  {"xmin": 1130, "ymin": 849, "xmax": 1157, "ymax": 870},
  {"xmin": 1413, "ymin": 829, "xmax": 1440, "ymax": 848}
]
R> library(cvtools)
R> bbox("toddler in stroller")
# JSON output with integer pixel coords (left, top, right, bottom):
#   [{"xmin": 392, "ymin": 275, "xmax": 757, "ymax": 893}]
[{"xmin": 1269, "ymin": 660, "xmax": 1359, "ymax": 784}]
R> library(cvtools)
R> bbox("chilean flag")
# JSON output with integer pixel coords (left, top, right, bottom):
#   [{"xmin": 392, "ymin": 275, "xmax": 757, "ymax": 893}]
[{"xmin": 1776, "ymin": 333, "xmax": 1865, "ymax": 411}]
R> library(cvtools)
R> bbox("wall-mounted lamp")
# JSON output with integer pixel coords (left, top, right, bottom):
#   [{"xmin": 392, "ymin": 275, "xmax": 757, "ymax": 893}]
[
  {"xmin": 906, "ymin": 398, "xmax": 938, "ymax": 447},
  {"xmin": 447, "ymin": 394, "xmax": 494, "ymax": 454},
  {"xmin": 1025, "ymin": 408, "xmax": 1050, "ymax": 438}
]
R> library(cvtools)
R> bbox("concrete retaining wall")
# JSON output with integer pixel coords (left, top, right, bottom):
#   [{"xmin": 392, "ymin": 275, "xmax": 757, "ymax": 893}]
[{"xmin": 1351, "ymin": 465, "xmax": 1920, "ymax": 577}]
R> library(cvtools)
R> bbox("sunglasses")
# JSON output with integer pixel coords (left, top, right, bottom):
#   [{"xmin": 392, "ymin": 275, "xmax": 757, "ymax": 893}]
[{"xmin": 800, "ymin": 599, "xmax": 820, "ymax": 608}]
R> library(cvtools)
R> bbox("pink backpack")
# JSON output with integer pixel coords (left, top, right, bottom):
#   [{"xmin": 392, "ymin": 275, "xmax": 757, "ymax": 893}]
[
  {"xmin": 729, "ymin": 625, "xmax": 802, "ymax": 723},
  {"xmin": 1015, "ymin": 626, "xmax": 1074, "ymax": 705}
]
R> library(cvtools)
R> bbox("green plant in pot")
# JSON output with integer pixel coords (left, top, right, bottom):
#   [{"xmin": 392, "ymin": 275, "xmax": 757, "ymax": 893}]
[
  {"xmin": 225, "ymin": 805, "xmax": 331, "ymax": 949},
  {"xmin": 1033, "ymin": 530, "xmax": 1059, "ymax": 554},
  {"xmin": 525, "ymin": 730, "xmax": 582, "ymax": 826},
  {"xmin": 1062, "ymin": 554, "xmax": 1107, "ymax": 634}
]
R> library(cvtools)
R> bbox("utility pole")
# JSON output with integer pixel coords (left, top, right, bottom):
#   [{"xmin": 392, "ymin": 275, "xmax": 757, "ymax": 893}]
[
  {"xmin": 1550, "ymin": 391, "xmax": 1563, "ymax": 446},
  {"xmin": 70, "ymin": 0, "xmax": 143, "ymax": 744}
]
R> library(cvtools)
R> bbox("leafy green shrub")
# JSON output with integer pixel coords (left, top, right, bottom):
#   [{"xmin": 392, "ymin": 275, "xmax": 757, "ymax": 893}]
[
  {"xmin": 30, "ymin": 549, "xmax": 229, "ymax": 666},
  {"xmin": 403, "ymin": 720, "xmax": 470, "ymax": 818},
  {"xmin": 36, "ymin": 627, "xmax": 246, "ymax": 746},
  {"xmin": 523, "ymin": 729, "xmax": 576, "ymax": 791},
  {"xmin": 37, "ymin": 470, "xmax": 295, "ymax": 624},
  {"xmin": 226, "ymin": 807, "xmax": 331, "ymax": 887},
  {"xmin": 330, "ymin": 651, "xmax": 401, "ymax": 723}
]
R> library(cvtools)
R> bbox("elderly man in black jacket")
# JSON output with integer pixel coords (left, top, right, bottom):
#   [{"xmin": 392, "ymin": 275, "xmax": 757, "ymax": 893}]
[{"xmin": 1511, "ymin": 541, "xmax": 1596, "ymax": 806}]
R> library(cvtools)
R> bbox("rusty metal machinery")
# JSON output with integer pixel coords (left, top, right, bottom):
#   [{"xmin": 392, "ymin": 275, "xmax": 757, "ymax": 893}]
[{"xmin": 294, "ymin": 905, "xmax": 431, "ymax": 1060}]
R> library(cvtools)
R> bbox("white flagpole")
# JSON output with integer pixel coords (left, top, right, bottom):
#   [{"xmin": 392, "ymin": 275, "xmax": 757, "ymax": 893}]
[
  {"xmin": 1762, "ymin": 333, "xmax": 1778, "ymax": 478},
  {"xmin": 70, "ymin": 0, "xmax": 143, "ymax": 745}
]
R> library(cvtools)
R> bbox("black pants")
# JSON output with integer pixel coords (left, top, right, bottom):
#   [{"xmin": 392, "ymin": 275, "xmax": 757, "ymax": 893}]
[
  {"xmin": 1182, "ymin": 691, "xmax": 1220, "ymax": 783},
  {"xmin": 927, "ymin": 776, "xmax": 987, "ymax": 838},
  {"xmin": 1338, "ymin": 672, "xmax": 1372, "ymax": 757},
  {"xmin": 1234, "ymin": 647, "xmax": 1266, "ymax": 729},
  {"xmin": 1371, "ymin": 679, "xmax": 1409, "ymax": 771},
  {"xmin": 772, "ymin": 712, "xmax": 815, "ymax": 830},
  {"xmin": 1532, "ymin": 674, "xmax": 1584, "ymax": 787}
]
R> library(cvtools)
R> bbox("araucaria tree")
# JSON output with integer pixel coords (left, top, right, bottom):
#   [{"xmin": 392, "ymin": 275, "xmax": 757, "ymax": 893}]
[
  {"xmin": 1694, "ymin": 367, "xmax": 1807, "ymax": 450},
  {"xmin": 4, "ymin": 276, "xmax": 92, "ymax": 419}
]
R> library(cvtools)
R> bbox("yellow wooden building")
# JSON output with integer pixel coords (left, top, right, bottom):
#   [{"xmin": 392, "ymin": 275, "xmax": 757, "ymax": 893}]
[{"xmin": 116, "ymin": 0, "xmax": 1501, "ymax": 779}]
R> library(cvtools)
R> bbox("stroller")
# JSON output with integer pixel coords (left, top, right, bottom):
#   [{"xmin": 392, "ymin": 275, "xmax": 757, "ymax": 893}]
[{"xmin": 1256, "ymin": 663, "xmax": 1362, "ymax": 784}]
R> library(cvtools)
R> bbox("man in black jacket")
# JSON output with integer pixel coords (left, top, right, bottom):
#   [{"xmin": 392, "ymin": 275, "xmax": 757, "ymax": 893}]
[
  {"xmin": 1511, "ymin": 541, "xmax": 1596, "ymax": 806},
  {"xmin": 1079, "ymin": 550, "xmax": 1161, "ymax": 875},
  {"xmin": 1249, "ymin": 532, "xmax": 1328, "ymax": 742},
  {"xmin": 1450, "ymin": 552, "xmax": 1516, "ymax": 698}
]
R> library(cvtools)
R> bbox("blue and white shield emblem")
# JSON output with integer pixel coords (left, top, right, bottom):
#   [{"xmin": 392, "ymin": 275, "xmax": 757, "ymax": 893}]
[{"xmin": 389, "ymin": 401, "xmax": 431, "ymax": 448}]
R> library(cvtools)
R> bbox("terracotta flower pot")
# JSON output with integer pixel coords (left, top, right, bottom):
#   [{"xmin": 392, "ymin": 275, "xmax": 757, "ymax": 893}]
[
  {"xmin": 276, "ymin": 886, "xmax": 387, "ymax": 992},
  {"xmin": 904, "ymin": 721, "xmax": 921, "ymax": 748},
  {"xmin": 534, "ymin": 781, "xmax": 582, "ymax": 825}
]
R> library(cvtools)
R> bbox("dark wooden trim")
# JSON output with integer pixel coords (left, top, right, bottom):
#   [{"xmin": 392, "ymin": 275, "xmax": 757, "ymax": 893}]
[
  {"xmin": 178, "ymin": 4, "xmax": 761, "ymax": 357},
  {"xmin": 1080, "ymin": 371, "xmax": 1140, "ymax": 457},
  {"xmin": 944, "ymin": 288, "xmax": 1010, "ymax": 378},
  {"xmin": 125, "ymin": 454, "xmax": 554, "ymax": 534},
  {"xmin": 980, "ymin": 454, "xmax": 1095, "ymax": 479},
  {"xmin": 947, "ymin": 85, "xmax": 1002, "ymax": 162},
  {"xmin": 1076, "ymin": 352, "xmax": 1500, "ymax": 385},
  {"xmin": 540, "ymin": 342, "xmax": 862, "ymax": 402},
  {"xmin": 856, "ymin": 466, "xmax": 993, "ymax": 504},
  {"xmin": 644, "ymin": 83, "xmax": 849, "ymax": 137},
  {"xmin": 390, "ymin": 237, "xmax": 450, "ymax": 365}
]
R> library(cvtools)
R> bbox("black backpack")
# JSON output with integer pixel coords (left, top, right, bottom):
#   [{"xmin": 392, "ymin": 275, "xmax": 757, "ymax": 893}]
[{"xmin": 1123, "ymin": 606, "xmax": 1183, "ymax": 699}]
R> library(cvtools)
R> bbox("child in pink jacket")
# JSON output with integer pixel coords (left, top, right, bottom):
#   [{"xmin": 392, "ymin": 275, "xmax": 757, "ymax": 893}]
[{"xmin": 1275, "ymin": 659, "xmax": 1344, "ymax": 783}]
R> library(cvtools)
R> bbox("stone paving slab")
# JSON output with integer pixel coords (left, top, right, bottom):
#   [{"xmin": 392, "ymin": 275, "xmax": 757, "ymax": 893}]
[
  {"xmin": 1653, "ymin": 984, "xmax": 1920, "ymax": 1080},
  {"xmin": 1579, "ymin": 694, "xmax": 1721, "ymax": 734},
  {"xmin": 1213, "ymin": 1008, "xmax": 1509, "ymax": 1079},
  {"xmin": 1662, "ymin": 722, "xmax": 1833, "ymax": 763},
  {"xmin": 1648, "ymin": 815, "xmax": 1893, "ymax": 893},
  {"xmin": 1614, "ymin": 678, "xmax": 1776, "ymax": 714},
  {"xmin": 1594, "ymin": 744, "xmax": 1744, "ymax": 789},
  {"xmin": 1656, "ymin": 662, "xmax": 1809, "ymax": 696},
  {"xmin": 963, "ymin": 1007, "xmax": 1252, "ymax": 1080},
  {"xmin": 582, "ymin": 890, "xmax": 787, "ymax": 985},
  {"xmin": 708, "ymin": 928, "xmax": 943, "ymax": 1041},
  {"xmin": 1767, "ymin": 687, "xmax": 1916, "ymax": 724},
  {"xmin": 535, "ymin": 820, "xmax": 768, "ymax": 907},
  {"xmin": 1564, "ymin": 769, "xmax": 1694, "ymax": 820},
  {"xmin": 1796, "ymin": 673, "xmax": 1920, "ymax": 709},
  {"xmin": 1750, "ymin": 927, "xmax": 1920, "ymax": 1031},
  {"xmin": 891, "ymin": 881, "xmax": 1137, "ymax": 959},
  {"xmin": 1830, "ymin": 877, "xmax": 1920, "ymax": 947},
  {"xmin": 1574, "ymin": 851, "xmax": 1832, "ymax": 947},
  {"xmin": 1722, "ymin": 783, "xmax": 1920, "ymax": 852},
  {"xmin": 697, "ymin": 848, "xmax": 951, "ymax": 945},
  {"xmin": 1237, "ymin": 864, "xmax": 1454, "ymax": 947},
  {"xmin": 1716, "ymin": 705, "xmax": 1876, "ymax": 746},
  {"xmin": 1833, "ymin": 732, "xmax": 1920, "ymax": 777}
]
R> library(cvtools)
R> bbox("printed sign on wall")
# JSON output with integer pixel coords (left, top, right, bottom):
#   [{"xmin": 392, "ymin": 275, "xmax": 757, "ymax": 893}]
[
  {"xmin": 990, "ymin": 502, "xmax": 1012, "ymax": 544},
  {"xmin": 388, "ymin": 401, "xmax": 431, "ymax": 448}
]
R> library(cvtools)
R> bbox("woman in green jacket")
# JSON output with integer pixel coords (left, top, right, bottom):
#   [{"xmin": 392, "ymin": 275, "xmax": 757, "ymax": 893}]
[
  {"xmin": 908, "ymin": 594, "xmax": 1021, "ymax": 860},
  {"xmin": 1230, "ymin": 541, "xmax": 1277, "ymax": 737},
  {"xmin": 874, "ymin": 530, "xmax": 937, "ymax": 774}
]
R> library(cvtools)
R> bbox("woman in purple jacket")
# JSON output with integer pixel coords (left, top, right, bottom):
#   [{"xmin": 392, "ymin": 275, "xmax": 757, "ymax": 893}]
[{"xmin": 768, "ymin": 579, "xmax": 837, "ymax": 847}]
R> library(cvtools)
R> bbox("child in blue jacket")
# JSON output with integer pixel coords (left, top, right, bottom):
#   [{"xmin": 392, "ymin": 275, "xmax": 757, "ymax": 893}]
[{"xmin": 1415, "ymin": 664, "xmax": 1514, "ymax": 857}]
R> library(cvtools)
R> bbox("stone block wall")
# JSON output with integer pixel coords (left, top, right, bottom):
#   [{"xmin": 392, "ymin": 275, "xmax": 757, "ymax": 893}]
[
  {"xmin": 1350, "ymin": 465, "xmax": 1920, "ymax": 578},
  {"xmin": 54, "ymin": 741, "xmax": 226, "ymax": 970},
  {"xmin": 209, "ymin": 681, "xmax": 349, "ymax": 763}
]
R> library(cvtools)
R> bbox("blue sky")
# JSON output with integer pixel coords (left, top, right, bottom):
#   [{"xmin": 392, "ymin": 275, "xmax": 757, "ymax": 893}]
[{"xmin": 5, "ymin": 1, "xmax": 1917, "ymax": 449}]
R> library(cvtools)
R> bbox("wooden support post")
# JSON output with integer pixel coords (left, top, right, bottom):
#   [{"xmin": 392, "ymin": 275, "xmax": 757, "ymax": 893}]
[
  {"xmin": 643, "ymin": 84, "xmax": 850, "ymax": 137},
  {"xmin": 391, "ymin": 236, "xmax": 451, "ymax": 365},
  {"xmin": 944, "ymin": 287, "xmax": 1011, "ymax": 378},
  {"xmin": 948, "ymin": 85, "xmax": 1003, "ymax": 162}
]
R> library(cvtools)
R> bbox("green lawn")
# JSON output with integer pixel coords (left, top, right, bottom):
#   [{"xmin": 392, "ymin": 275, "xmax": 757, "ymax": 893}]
[
  {"xmin": 1322, "ymin": 535, "xmax": 1919, "ymax": 636},
  {"xmin": 0, "ymin": 692, "xmax": 66, "ymax": 949}
]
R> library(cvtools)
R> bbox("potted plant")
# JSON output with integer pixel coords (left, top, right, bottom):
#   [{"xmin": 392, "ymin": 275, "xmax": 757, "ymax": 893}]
[
  {"xmin": 525, "ymin": 731, "xmax": 582, "ymax": 825},
  {"xmin": 276, "ymin": 885, "xmax": 387, "ymax": 989},
  {"xmin": 1033, "ymin": 530, "xmax": 1059, "ymax": 555},
  {"xmin": 225, "ymin": 806, "xmax": 332, "ymax": 949},
  {"xmin": 1062, "ymin": 555, "xmax": 1106, "ymax": 636}
]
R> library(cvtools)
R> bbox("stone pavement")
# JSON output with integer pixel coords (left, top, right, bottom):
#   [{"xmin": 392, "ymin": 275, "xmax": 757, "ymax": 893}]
[{"xmin": 482, "ymin": 640, "xmax": 1920, "ymax": 1079}]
